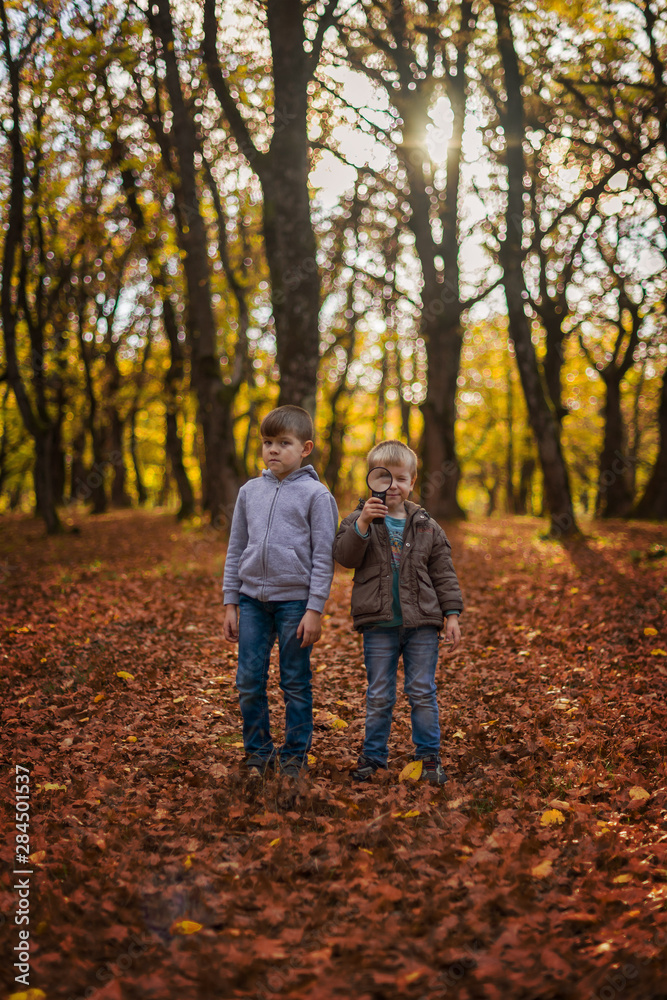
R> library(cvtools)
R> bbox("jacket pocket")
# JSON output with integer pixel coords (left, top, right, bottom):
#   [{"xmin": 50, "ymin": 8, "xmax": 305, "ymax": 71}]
[
  {"xmin": 352, "ymin": 564, "xmax": 383, "ymax": 616},
  {"xmin": 416, "ymin": 569, "xmax": 441, "ymax": 617}
]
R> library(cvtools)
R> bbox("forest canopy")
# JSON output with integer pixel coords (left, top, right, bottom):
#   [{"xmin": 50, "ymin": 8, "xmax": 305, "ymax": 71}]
[{"xmin": 1, "ymin": 0, "xmax": 666, "ymax": 535}]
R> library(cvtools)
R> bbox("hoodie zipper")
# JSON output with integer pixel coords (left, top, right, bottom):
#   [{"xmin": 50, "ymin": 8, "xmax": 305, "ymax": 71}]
[{"xmin": 260, "ymin": 478, "xmax": 283, "ymax": 601}]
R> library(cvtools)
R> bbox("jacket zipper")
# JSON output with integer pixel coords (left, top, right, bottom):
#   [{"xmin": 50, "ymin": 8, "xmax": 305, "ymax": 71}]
[{"xmin": 261, "ymin": 479, "xmax": 283, "ymax": 601}]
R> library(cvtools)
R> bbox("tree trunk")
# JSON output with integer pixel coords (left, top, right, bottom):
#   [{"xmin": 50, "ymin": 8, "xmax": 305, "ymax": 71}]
[
  {"xmin": 69, "ymin": 430, "xmax": 87, "ymax": 504},
  {"xmin": 150, "ymin": 0, "xmax": 239, "ymax": 525},
  {"xmin": 129, "ymin": 406, "xmax": 148, "ymax": 506},
  {"xmin": 203, "ymin": 0, "xmax": 321, "ymax": 414},
  {"xmin": 108, "ymin": 409, "xmax": 132, "ymax": 508},
  {"xmin": 596, "ymin": 375, "xmax": 633, "ymax": 517},
  {"xmin": 388, "ymin": 0, "xmax": 473, "ymax": 520},
  {"xmin": 0, "ymin": 2, "xmax": 60, "ymax": 533},
  {"xmin": 32, "ymin": 428, "xmax": 61, "ymax": 533},
  {"xmin": 493, "ymin": 1, "xmax": 577, "ymax": 536},
  {"xmin": 632, "ymin": 365, "xmax": 667, "ymax": 519},
  {"xmin": 542, "ymin": 309, "xmax": 569, "ymax": 423},
  {"xmin": 505, "ymin": 363, "xmax": 515, "ymax": 513},
  {"xmin": 516, "ymin": 455, "xmax": 536, "ymax": 515},
  {"xmin": 162, "ymin": 296, "xmax": 196, "ymax": 520}
]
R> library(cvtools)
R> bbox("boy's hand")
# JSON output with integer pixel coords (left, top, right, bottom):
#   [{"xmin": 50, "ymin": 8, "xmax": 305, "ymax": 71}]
[
  {"xmin": 224, "ymin": 604, "xmax": 239, "ymax": 642},
  {"xmin": 357, "ymin": 496, "xmax": 388, "ymax": 534},
  {"xmin": 297, "ymin": 609, "xmax": 322, "ymax": 648},
  {"xmin": 443, "ymin": 615, "xmax": 461, "ymax": 653}
]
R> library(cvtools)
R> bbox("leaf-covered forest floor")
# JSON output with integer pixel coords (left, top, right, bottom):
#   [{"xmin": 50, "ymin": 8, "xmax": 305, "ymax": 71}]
[{"xmin": 1, "ymin": 511, "xmax": 667, "ymax": 1000}]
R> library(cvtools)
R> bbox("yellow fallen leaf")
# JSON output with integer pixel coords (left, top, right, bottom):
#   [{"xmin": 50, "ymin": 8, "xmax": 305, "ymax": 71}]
[
  {"xmin": 126, "ymin": 736, "xmax": 137, "ymax": 743},
  {"xmin": 613, "ymin": 873, "xmax": 633, "ymax": 883},
  {"xmin": 481, "ymin": 718, "xmax": 498, "ymax": 727},
  {"xmin": 316, "ymin": 665, "xmax": 327, "ymax": 673},
  {"xmin": 171, "ymin": 920, "xmax": 203, "ymax": 935},
  {"xmin": 29, "ymin": 850, "xmax": 46, "ymax": 864},
  {"xmin": 307, "ymin": 753, "xmax": 316, "ymax": 765},
  {"xmin": 184, "ymin": 854, "xmax": 195, "ymax": 869},
  {"xmin": 570, "ymin": 587, "xmax": 579, "ymax": 594},
  {"xmin": 269, "ymin": 838, "xmax": 281, "ymax": 847},
  {"xmin": 404, "ymin": 970, "xmax": 426, "ymax": 984},
  {"xmin": 644, "ymin": 627, "xmax": 658, "ymax": 636},
  {"xmin": 38, "ymin": 783, "xmax": 66, "ymax": 793},
  {"xmin": 330, "ymin": 716, "xmax": 348, "ymax": 730},
  {"xmin": 452, "ymin": 729, "xmax": 466, "ymax": 739},
  {"xmin": 173, "ymin": 696, "xmax": 186, "ymax": 704},
  {"xmin": 231, "ymin": 741, "xmax": 244, "ymax": 748},
  {"xmin": 448, "ymin": 798, "xmax": 464, "ymax": 809},
  {"xmin": 651, "ymin": 649, "xmax": 667, "ymax": 656},
  {"xmin": 359, "ymin": 848, "xmax": 373, "ymax": 855},
  {"xmin": 94, "ymin": 693, "xmax": 105, "ymax": 703},
  {"xmin": 78, "ymin": 718, "xmax": 89, "ymax": 723},
  {"xmin": 8, "ymin": 991, "xmax": 47, "ymax": 1000},
  {"xmin": 399, "ymin": 760, "xmax": 423, "ymax": 782},
  {"xmin": 402, "ymin": 809, "xmax": 420, "ymax": 818},
  {"xmin": 18, "ymin": 695, "xmax": 32, "ymax": 704},
  {"xmin": 531, "ymin": 859, "xmax": 553, "ymax": 878},
  {"xmin": 16, "ymin": 626, "xmax": 32, "ymax": 633},
  {"xmin": 540, "ymin": 808, "xmax": 565, "ymax": 826},
  {"xmin": 628, "ymin": 786, "xmax": 650, "ymax": 802},
  {"xmin": 116, "ymin": 671, "xmax": 134, "ymax": 681}
]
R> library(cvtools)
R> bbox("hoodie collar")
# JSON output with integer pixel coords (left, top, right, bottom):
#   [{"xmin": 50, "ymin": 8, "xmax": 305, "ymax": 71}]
[{"xmin": 261, "ymin": 464, "xmax": 320, "ymax": 484}]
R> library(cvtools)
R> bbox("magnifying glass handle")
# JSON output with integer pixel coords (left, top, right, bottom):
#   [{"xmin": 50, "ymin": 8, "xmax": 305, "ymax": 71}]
[{"xmin": 371, "ymin": 490, "xmax": 386, "ymax": 524}]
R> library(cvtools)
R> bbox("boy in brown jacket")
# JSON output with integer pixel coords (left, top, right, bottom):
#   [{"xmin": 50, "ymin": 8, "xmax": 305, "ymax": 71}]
[{"xmin": 333, "ymin": 440, "xmax": 463, "ymax": 784}]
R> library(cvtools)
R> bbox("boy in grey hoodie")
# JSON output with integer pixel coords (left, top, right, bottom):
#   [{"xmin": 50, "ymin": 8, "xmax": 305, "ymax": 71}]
[{"xmin": 223, "ymin": 405, "xmax": 338, "ymax": 778}]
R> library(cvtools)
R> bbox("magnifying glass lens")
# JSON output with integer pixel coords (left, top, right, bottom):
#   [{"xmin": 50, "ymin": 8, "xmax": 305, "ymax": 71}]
[{"xmin": 366, "ymin": 467, "xmax": 392, "ymax": 492}]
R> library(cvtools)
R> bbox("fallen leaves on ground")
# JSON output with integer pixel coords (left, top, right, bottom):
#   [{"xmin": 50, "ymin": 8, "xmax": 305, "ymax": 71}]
[{"xmin": 1, "ymin": 511, "xmax": 666, "ymax": 999}]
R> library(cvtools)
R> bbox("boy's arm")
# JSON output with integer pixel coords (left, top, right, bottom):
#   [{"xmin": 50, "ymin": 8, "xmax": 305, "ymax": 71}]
[
  {"xmin": 222, "ymin": 488, "xmax": 248, "ymax": 606},
  {"xmin": 306, "ymin": 492, "xmax": 339, "ymax": 613},
  {"xmin": 332, "ymin": 510, "xmax": 372, "ymax": 569},
  {"xmin": 428, "ymin": 525, "xmax": 464, "ymax": 616}
]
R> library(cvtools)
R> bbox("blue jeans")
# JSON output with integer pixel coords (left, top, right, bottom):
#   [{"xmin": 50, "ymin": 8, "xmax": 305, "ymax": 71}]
[
  {"xmin": 361, "ymin": 626, "xmax": 440, "ymax": 766},
  {"xmin": 236, "ymin": 594, "xmax": 312, "ymax": 762}
]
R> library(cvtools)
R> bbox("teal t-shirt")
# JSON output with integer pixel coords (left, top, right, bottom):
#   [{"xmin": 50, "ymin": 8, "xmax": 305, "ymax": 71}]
[{"xmin": 379, "ymin": 514, "xmax": 406, "ymax": 627}]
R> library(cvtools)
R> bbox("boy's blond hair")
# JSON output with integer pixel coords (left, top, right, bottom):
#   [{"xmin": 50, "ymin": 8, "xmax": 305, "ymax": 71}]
[{"xmin": 367, "ymin": 439, "xmax": 418, "ymax": 478}]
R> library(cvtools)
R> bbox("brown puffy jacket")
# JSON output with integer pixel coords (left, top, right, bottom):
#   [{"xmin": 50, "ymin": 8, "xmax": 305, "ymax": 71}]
[{"xmin": 333, "ymin": 500, "xmax": 463, "ymax": 630}]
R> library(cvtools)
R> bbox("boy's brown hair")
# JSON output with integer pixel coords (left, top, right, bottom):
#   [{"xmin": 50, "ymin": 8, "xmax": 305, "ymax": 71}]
[
  {"xmin": 367, "ymin": 439, "xmax": 418, "ymax": 478},
  {"xmin": 260, "ymin": 405, "xmax": 314, "ymax": 444}
]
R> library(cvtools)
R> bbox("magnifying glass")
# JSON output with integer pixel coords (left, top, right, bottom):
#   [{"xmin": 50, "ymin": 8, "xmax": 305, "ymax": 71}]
[{"xmin": 366, "ymin": 466, "xmax": 393, "ymax": 524}]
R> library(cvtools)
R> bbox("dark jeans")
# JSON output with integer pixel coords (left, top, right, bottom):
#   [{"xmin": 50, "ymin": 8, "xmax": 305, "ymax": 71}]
[
  {"xmin": 361, "ymin": 625, "xmax": 440, "ymax": 766},
  {"xmin": 236, "ymin": 594, "xmax": 312, "ymax": 762}
]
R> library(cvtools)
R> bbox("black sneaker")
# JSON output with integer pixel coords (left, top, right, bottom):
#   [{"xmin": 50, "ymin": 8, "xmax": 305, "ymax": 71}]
[
  {"xmin": 418, "ymin": 754, "xmax": 447, "ymax": 786},
  {"xmin": 244, "ymin": 755, "xmax": 275, "ymax": 779},
  {"xmin": 279, "ymin": 756, "xmax": 309, "ymax": 779},
  {"xmin": 351, "ymin": 755, "xmax": 382, "ymax": 782}
]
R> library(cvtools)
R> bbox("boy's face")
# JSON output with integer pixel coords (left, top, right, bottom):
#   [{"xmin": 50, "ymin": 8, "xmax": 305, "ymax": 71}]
[
  {"xmin": 262, "ymin": 433, "xmax": 313, "ymax": 480},
  {"xmin": 381, "ymin": 463, "xmax": 417, "ymax": 513}
]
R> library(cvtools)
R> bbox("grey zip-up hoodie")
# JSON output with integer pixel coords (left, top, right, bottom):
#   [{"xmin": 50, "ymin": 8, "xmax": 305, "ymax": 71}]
[{"xmin": 222, "ymin": 465, "xmax": 338, "ymax": 613}]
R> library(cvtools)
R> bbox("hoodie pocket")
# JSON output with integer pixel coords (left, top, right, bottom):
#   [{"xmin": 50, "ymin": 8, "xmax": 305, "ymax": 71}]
[
  {"xmin": 270, "ymin": 546, "xmax": 310, "ymax": 587},
  {"xmin": 352, "ymin": 564, "xmax": 383, "ymax": 616}
]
